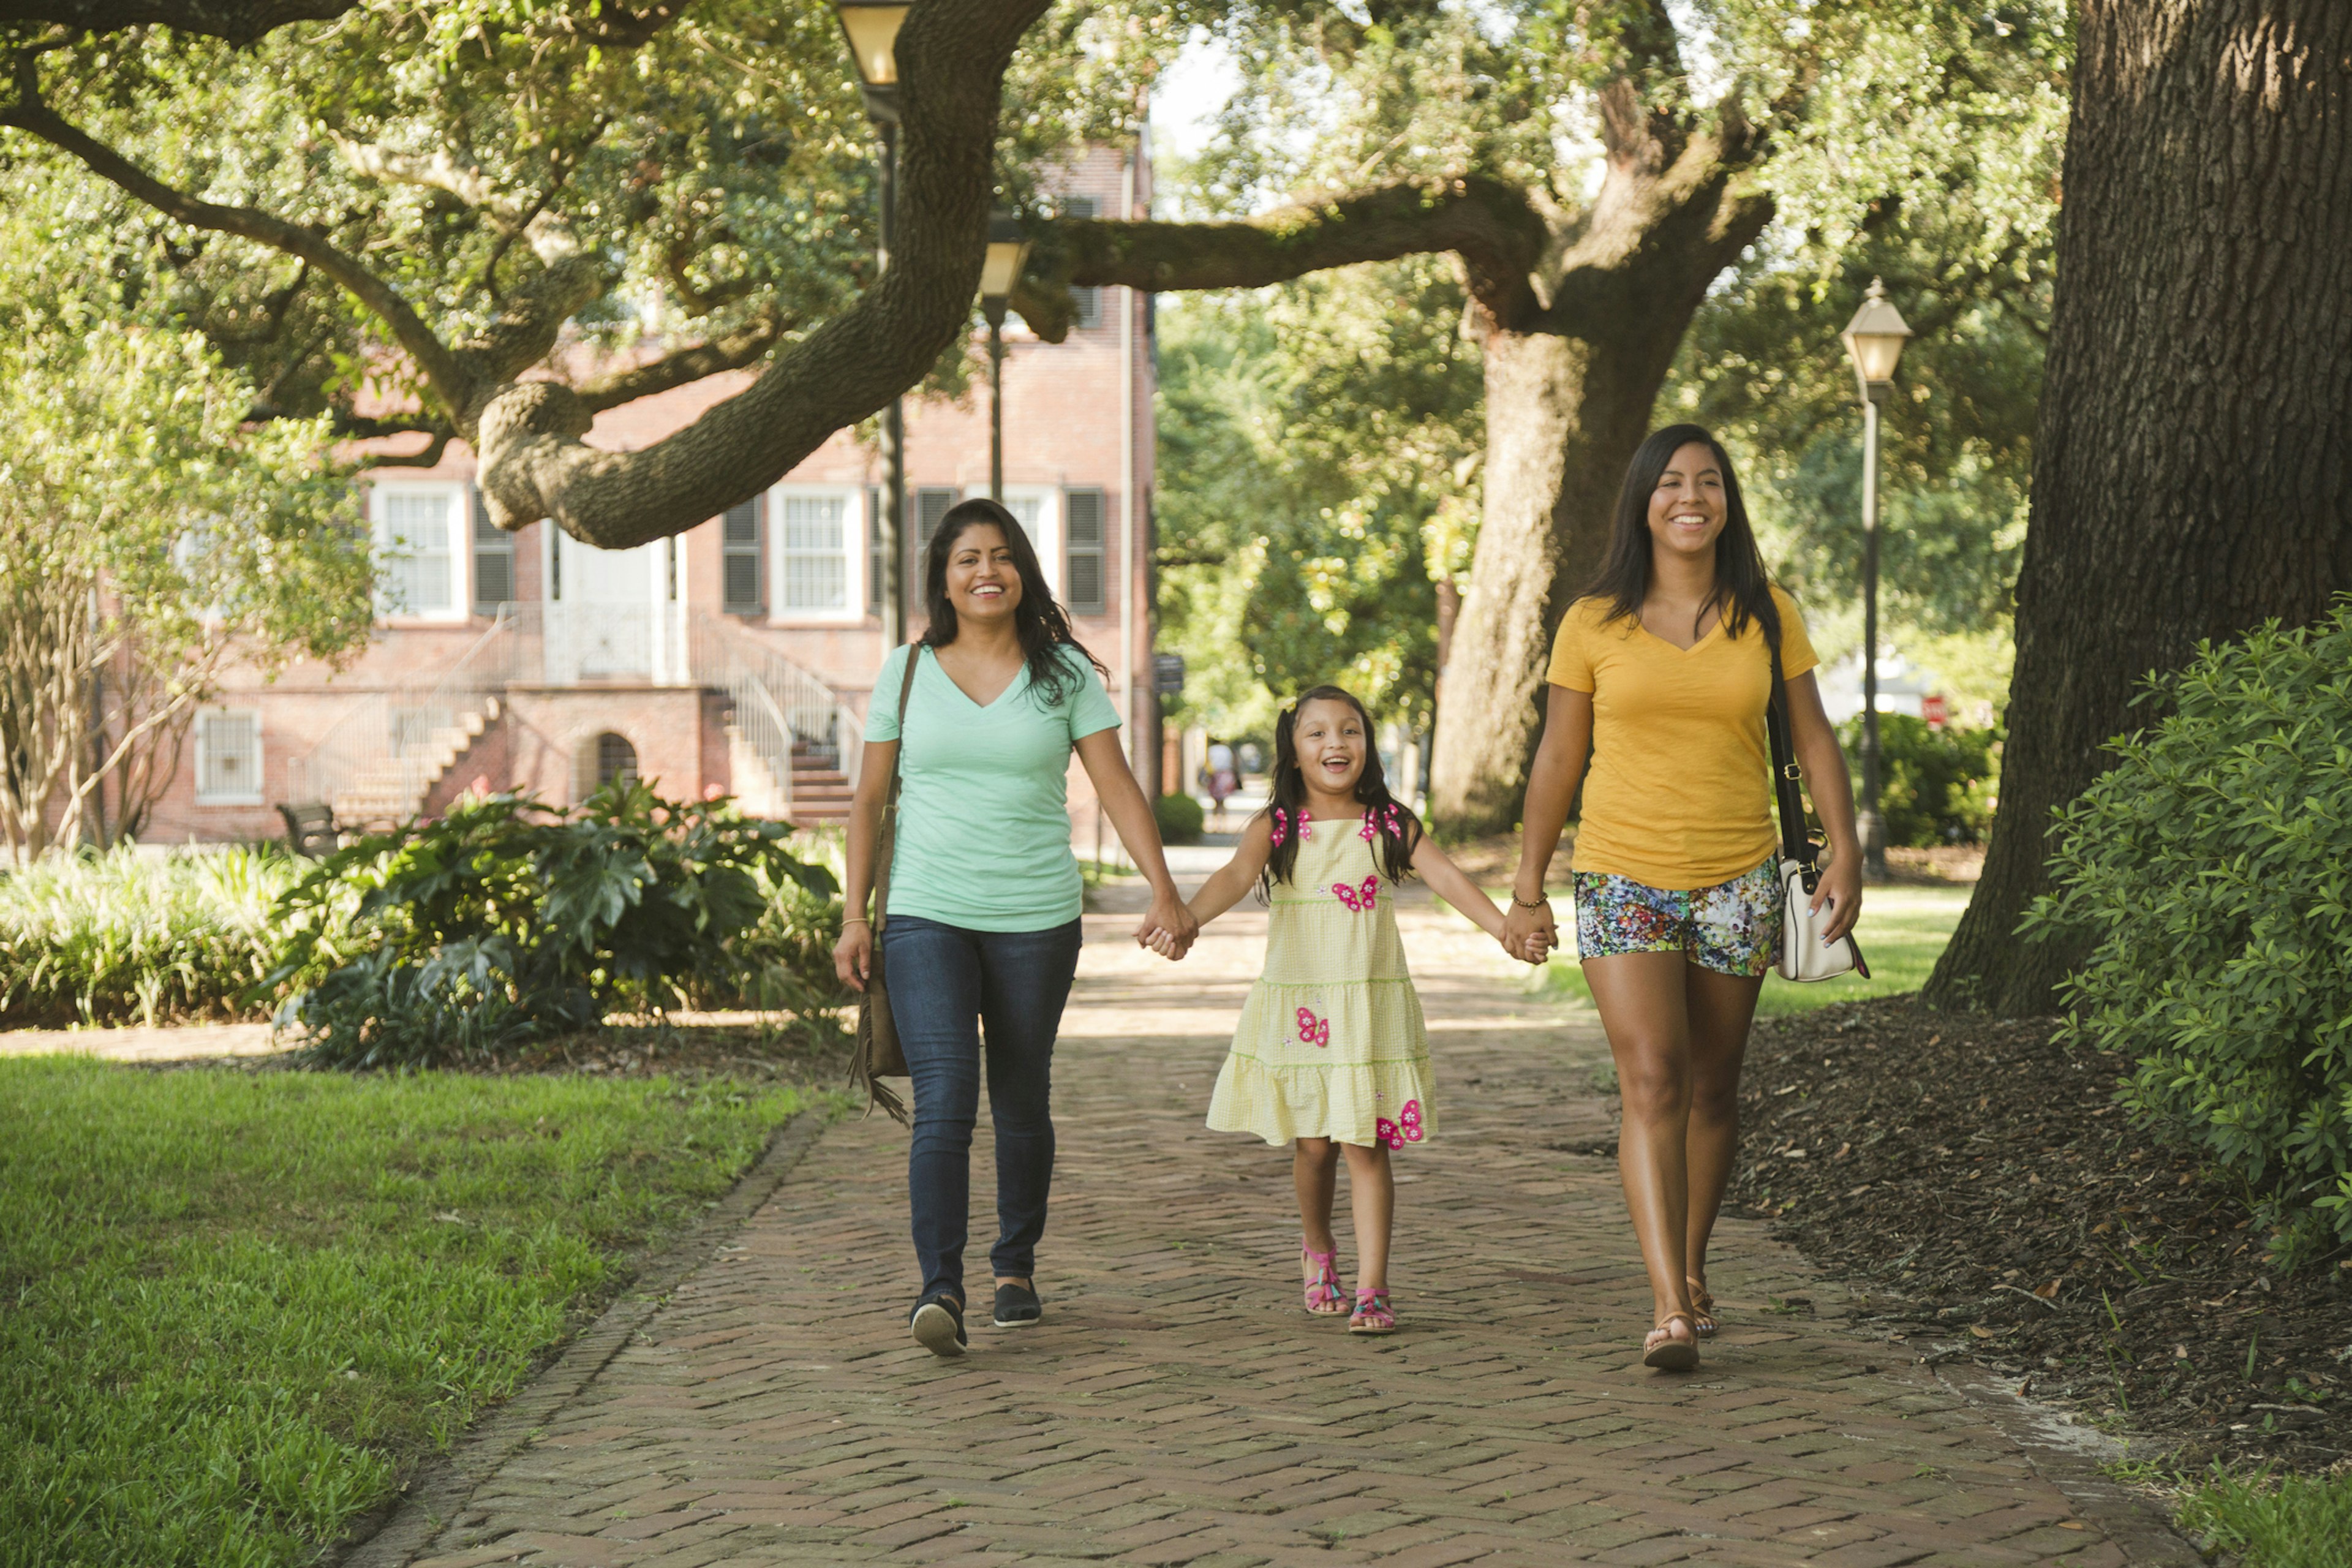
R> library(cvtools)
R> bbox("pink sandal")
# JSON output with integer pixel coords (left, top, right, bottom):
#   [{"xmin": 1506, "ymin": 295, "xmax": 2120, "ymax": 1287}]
[
  {"xmin": 1348, "ymin": 1286, "xmax": 1396, "ymax": 1335},
  {"xmin": 1302, "ymin": 1241, "xmax": 1346, "ymax": 1315}
]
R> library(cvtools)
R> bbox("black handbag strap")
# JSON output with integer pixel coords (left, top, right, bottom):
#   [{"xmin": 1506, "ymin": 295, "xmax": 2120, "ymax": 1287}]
[{"xmin": 1764, "ymin": 627, "xmax": 1819, "ymax": 873}]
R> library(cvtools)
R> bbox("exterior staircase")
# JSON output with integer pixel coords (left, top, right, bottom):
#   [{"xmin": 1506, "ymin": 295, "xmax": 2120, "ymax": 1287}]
[
  {"xmin": 785, "ymin": 742, "xmax": 854, "ymax": 823},
  {"xmin": 326, "ymin": 698, "xmax": 501, "ymax": 826}
]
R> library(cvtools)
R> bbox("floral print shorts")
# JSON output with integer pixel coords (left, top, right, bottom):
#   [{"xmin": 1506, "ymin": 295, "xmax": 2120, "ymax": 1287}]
[{"xmin": 1571, "ymin": 859, "xmax": 1782, "ymax": 977}]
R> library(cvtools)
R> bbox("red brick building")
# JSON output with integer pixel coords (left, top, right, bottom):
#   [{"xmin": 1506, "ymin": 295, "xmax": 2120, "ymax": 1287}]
[{"xmin": 141, "ymin": 145, "xmax": 1158, "ymax": 845}]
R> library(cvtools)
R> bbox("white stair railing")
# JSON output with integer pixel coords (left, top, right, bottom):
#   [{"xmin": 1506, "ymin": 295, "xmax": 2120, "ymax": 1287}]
[
  {"xmin": 286, "ymin": 608, "xmax": 518, "ymax": 821},
  {"xmin": 688, "ymin": 614, "xmax": 865, "ymax": 804}
]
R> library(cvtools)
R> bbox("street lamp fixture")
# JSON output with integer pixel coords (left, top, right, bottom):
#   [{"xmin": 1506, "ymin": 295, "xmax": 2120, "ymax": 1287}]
[
  {"xmin": 833, "ymin": 0, "xmax": 908, "ymax": 121},
  {"xmin": 1840, "ymin": 276, "xmax": 1915, "ymax": 883},
  {"xmin": 835, "ymin": 0, "xmax": 911, "ymax": 644},
  {"xmin": 979, "ymin": 213, "xmax": 1033, "ymax": 503}
]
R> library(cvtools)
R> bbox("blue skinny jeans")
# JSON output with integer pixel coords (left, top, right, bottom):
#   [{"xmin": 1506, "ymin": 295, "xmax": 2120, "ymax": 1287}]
[{"xmin": 876, "ymin": 913, "xmax": 1084, "ymax": 1304}]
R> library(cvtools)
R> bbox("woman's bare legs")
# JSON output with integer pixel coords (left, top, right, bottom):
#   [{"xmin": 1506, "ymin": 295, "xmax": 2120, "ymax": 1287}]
[
  {"xmin": 1341, "ymin": 1142, "xmax": 1394, "ymax": 1291},
  {"xmin": 1682, "ymin": 964, "xmax": 1766, "ymax": 1311},
  {"xmin": 1583, "ymin": 951, "xmax": 1700, "ymax": 1344}
]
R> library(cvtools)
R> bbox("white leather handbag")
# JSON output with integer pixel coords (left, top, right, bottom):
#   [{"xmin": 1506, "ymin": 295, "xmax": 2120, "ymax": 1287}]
[{"xmin": 1766, "ymin": 637, "xmax": 1869, "ymax": 984}]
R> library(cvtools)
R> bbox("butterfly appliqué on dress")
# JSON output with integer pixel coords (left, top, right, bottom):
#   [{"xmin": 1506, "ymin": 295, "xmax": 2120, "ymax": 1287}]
[
  {"xmin": 1332, "ymin": 876, "xmax": 1380, "ymax": 911},
  {"xmin": 1374, "ymin": 1099, "xmax": 1426, "ymax": 1150},
  {"xmin": 1294, "ymin": 1006, "xmax": 1330, "ymax": 1047}
]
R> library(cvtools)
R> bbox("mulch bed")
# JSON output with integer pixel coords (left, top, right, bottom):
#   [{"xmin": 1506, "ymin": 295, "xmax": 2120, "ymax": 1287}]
[{"xmin": 1727, "ymin": 995, "xmax": 2352, "ymax": 1471}]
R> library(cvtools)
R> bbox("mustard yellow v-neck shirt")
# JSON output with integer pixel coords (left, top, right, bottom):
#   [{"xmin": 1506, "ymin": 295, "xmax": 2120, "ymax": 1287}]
[{"xmin": 1545, "ymin": 587, "xmax": 1818, "ymax": 890}]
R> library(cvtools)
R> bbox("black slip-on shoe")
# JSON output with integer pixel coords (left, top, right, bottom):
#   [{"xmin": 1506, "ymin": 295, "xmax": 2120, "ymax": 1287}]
[
  {"xmin": 910, "ymin": 1294, "xmax": 967, "ymax": 1357},
  {"xmin": 992, "ymin": 1281, "xmax": 1043, "ymax": 1329}
]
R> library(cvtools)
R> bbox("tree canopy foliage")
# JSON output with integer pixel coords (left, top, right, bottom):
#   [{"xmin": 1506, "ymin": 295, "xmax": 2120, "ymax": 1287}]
[{"xmin": 1157, "ymin": 2, "xmax": 2062, "ymax": 744}]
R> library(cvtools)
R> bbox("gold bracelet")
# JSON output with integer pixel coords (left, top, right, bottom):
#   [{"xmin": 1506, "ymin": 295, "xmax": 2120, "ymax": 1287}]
[
  {"xmin": 841, "ymin": 916, "xmax": 871, "ymax": 927},
  {"xmin": 1510, "ymin": 893, "xmax": 1550, "ymax": 910}
]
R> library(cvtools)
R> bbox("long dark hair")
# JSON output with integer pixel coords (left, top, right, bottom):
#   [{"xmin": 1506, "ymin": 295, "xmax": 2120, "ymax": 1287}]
[
  {"xmin": 919, "ymin": 498, "xmax": 1106, "ymax": 706},
  {"xmin": 1257, "ymin": 685, "xmax": 1422, "ymax": 892},
  {"xmin": 1580, "ymin": 423, "xmax": 1781, "ymax": 649}
]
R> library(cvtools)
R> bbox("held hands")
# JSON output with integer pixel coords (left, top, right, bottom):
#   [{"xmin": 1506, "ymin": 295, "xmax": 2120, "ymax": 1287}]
[
  {"xmin": 1501, "ymin": 897, "xmax": 1558, "ymax": 966},
  {"xmin": 1137, "ymin": 885, "xmax": 1200, "ymax": 962}
]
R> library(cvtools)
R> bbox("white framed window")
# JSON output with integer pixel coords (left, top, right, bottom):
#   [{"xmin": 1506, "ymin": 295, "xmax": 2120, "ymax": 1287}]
[
  {"xmin": 767, "ymin": 485, "xmax": 862, "ymax": 624},
  {"xmin": 371, "ymin": 481, "xmax": 468, "ymax": 621},
  {"xmin": 965, "ymin": 485, "xmax": 1062, "ymax": 597},
  {"xmin": 194, "ymin": 709, "xmax": 263, "ymax": 805}
]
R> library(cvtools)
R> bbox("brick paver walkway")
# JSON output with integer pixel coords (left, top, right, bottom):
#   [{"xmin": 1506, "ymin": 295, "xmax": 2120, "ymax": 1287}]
[{"xmin": 393, "ymin": 892, "xmax": 2187, "ymax": 1567}]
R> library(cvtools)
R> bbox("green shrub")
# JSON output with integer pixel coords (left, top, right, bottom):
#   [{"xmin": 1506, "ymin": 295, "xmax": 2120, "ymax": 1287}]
[
  {"xmin": 269, "ymin": 782, "xmax": 838, "ymax": 1069},
  {"xmin": 1154, "ymin": 791, "xmax": 1205, "ymax": 845},
  {"xmin": 1837, "ymin": 713, "xmax": 2000, "ymax": 846},
  {"xmin": 0, "ymin": 846, "xmax": 298, "ymax": 1027},
  {"xmin": 2025, "ymin": 601, "xmax": 2352, "ymax": 1265}
]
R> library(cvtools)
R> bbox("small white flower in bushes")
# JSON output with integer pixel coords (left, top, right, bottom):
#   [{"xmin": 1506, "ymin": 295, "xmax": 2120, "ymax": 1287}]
[{"xmin": 2024, "ymin": 596, "xmax": 2352, "ymax": 1268}]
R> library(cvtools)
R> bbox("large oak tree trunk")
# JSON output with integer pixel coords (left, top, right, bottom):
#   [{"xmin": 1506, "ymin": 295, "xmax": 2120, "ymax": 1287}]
[
  {"xmin": 1427, "ymin": 118, "xmax": 1770, "ymax": 834},
  {"xmin": 1427, "ymin": 330, "xmax": 1673, "ymax": 831},
  {"xmin": 1924, "ymin": 0, "xmax": 2352, "ymax": 1013}
]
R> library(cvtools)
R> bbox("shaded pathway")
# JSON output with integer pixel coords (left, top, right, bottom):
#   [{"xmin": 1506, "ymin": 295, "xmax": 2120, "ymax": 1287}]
[{"xmin": 389, "ymin": 891, "xmax": 2189, "ymax": 1567}]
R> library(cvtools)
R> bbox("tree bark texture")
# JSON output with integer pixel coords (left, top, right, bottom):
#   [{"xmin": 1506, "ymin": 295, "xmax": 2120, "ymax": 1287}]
[{"xmin": 1924, "ymin": 0, "xmax": 2352, "ymax": 1013}]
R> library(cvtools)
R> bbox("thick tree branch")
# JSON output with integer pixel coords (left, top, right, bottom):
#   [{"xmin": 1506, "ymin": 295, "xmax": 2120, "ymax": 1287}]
[
  {"xmin": 1046, "ymin": 175, "xmax": 1548, "ymax": 323},
  {"xmin": 571, "ymin": 312, "xmax": 796, "ymax": 413},
  {"xmin": 0, "ymin": 0, "xmax": 350, "ymax": 44},
  {"xmin": 471, "ymin": 0, "xmax": 1056, "ymax": 547},
  {"xmin": 0, "ymin": 75, "xmax": 470, "ymax": 410}
]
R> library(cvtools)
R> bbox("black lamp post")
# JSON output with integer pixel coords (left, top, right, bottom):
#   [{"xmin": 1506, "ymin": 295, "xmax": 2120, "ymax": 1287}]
[
  {"xmin": 835, "ymin": 0, "xmax": 911, "ymax": 644},
  {"xmin": 1841, "ymin": 276, "xmax": 1914, "ymax": 883},
  {"xmin": 978, "ymin": 213, "xmax": 1032, "ymax": 503}
]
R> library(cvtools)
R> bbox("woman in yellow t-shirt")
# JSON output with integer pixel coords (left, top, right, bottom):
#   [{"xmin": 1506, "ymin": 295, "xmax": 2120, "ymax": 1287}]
[{"xmin": 1502, "ymin": 424, "xmax": 1863, "ymax": 1371}]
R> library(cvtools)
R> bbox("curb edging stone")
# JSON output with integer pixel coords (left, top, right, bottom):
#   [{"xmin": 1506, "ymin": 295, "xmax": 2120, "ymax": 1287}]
[{"xmin": 1934, "ymin": 1365, "xmax": 2206, "ymax": 1566}]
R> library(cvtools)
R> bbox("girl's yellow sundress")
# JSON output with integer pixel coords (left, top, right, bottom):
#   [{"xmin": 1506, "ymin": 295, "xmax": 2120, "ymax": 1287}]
[{"xmin": 1205, "ymin": 818, "xmax": 1434, "ymax": 1150}]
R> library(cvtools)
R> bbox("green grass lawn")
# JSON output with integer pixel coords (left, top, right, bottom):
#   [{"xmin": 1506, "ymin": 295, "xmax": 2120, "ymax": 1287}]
[
  {"xmin": 2175, "ymin": 1468, "xmax": 2352, "ymax": 1567},
  {"xmin": 1536, "ymin": 884, "xmax": 1973, "ymax": 1017},
  {"xmin": 0, "ymin": 1059, "xmax": 807, "ymax": 1567}
]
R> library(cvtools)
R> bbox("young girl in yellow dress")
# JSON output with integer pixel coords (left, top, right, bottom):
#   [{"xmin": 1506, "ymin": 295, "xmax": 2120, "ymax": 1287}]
[{"xmin": 1178, "ymin": 685, "xmax": 1536, "ymax": 1333}]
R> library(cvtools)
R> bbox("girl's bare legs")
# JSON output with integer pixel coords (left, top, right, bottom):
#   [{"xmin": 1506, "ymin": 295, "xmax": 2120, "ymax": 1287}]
[
  {"xmin": 1583, "ymin": 951, "xmax": 1700, "ymax": 1343},
  {"xmin": 1682, "ymin": 965, "xmax": 1766, "ymax": 1310},
  {"xmin": 1295, "ymin": 1137, "xmax": 1344, "ymax": 1306},
  {"xmin": 1341, "ymin": 1142, "xmax": 1394, "ymax": 1291}
]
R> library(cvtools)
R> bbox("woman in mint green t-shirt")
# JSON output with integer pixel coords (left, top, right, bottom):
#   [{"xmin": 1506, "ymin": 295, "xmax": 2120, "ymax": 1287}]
[{"xmin": 834, "ymin": 499, "xmax": 1196, "ymax": 1357}]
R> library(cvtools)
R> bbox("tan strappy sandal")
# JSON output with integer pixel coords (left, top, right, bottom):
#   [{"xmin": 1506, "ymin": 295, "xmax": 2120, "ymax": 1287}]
[
  {"xmin": 1688, "ymin": 1278, "xmax": 1719, "ymax": 1339},
  {"xmin": 1643, "ymin": 1311, "xmax": 1701, "ymax": 1371}
]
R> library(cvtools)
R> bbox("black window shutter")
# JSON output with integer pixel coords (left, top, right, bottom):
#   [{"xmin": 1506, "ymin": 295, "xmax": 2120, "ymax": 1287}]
[
  {"xmin": 1065, "ymin": 198, "xmax": 1102, "ymax": 330},
  {"xmin": 867, "ymin": 486, "xmax": 884, "ymax": 614},
  {"xmin": 722, "ymin": 497, "xmax": 764, "ymax": 614},
  {"xmin": 1064, "ymin": 488, "xmax": 1106, "ymax": 616},
  {"xmin": 915, "ymin": 488, "xmax": 957, "ymax": 563},
  {"xmin": 471, "ymin": 486, "xmax": 515, "ymax": 612}
]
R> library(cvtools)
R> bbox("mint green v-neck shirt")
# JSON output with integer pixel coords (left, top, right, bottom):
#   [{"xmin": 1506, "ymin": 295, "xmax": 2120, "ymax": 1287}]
[{"xmin": 864, "ymin": 643, "xmax": 1122, "ymax": 932}]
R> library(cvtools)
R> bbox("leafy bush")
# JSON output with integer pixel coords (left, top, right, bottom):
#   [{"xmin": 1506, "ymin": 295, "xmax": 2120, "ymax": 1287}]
[
  {"xmin": 2026, "ymin": 601, "xmax": 2352, "ymax": 1265},
  {"xmin": 1154, "ymin": 791, "xmax": 1205, "ymax": 845},
  {"xmin": 1838, "ymin": 714, "xmax": 2000, "ymax": 846},
  {"xmin": 270, "ymin": 783, "xmax": 838, "ymax": 1069},
  {"xmin": 0, "ymin": 846, "xmax": 298, "ymax": 1027}
]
